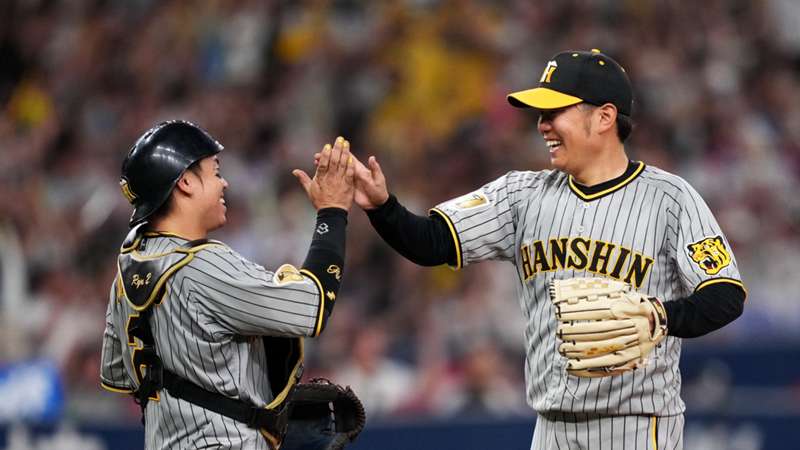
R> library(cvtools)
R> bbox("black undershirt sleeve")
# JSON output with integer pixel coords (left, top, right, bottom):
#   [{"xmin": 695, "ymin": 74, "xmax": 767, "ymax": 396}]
[
  {"xmin": 365, "ymin": 195, "xmax": 745, "ymax": 339},
  {"xmin": 301, "ymin": 207, "xmax": 347, "ymax": 335},
  {"xmin": 366, "ymin": 194, "xmax": 456, "ymax": 266},
  {"xmin": 663, "ymin": 283, "xmax": 745, "ymax": 338}
]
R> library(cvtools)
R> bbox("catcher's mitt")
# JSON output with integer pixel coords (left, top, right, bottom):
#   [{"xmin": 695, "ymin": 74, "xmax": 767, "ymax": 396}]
[
  {"xmin": 281, "ymin": 378, "xmax": 366, "ymax": 450},
  {"xmin": 549, "ymin": 277, "xmax": 667, "ymax": 378}
]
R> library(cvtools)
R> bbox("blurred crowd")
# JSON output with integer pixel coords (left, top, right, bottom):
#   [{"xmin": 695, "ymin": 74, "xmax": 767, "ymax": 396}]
[{"xmin": 1, "ymin": 0, "xmax": 800, "ymax": 424}]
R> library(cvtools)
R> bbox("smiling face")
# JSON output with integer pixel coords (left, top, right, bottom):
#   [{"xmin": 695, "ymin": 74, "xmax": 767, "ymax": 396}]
[
  {"xmin": 537, "ymin": 103, "xmax": 598, "ymax": 175},
  {"xmin": 192, "ymin": 155, "xmax": 229, "ymax": 232}
]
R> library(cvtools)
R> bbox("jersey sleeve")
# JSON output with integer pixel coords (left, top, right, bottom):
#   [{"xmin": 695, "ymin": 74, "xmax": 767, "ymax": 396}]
[
  {"xmin": 100, "ymin": 281, "xmax": 134, "ymax": 394},
  {"xmin": 674, "ymin": 180, "xmax": 745, "ymax": 294},
  {"xmin": 180, "ymin": 245, "xmax": 324, "ymax": 337},
  {"xmin": 430, "ymin": 171, "xmax": 525, "ymax": 269}
]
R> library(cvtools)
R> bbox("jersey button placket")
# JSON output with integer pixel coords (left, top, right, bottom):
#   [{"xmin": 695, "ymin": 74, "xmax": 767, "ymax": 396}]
[{"xmin": 576, "ymin": 202, "xmax": 589, "ymax": 233}]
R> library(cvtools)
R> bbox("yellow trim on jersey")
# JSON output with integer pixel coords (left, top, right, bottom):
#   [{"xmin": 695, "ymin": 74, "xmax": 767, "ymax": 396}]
[
  {"xmin": 429, "ymin": 208, "xmax": 463, "ymax": 270},
  {"xmin": 695, "ymin": 278, "xmax": 748, "ymax": 300},
  {"xmin": 568, "ymin": 161, "xmax": 645, "ymax": 201},
  {"xmin": 100, "ymin": 381, "xmax": 133, "ymax": 394},
  {"xmin": 300, "ymin": 269, "xmax": 326, "ymax": 337},
  {"xmin": 651, "ymin": 416, "xmax": 658, "ymax": 450}
]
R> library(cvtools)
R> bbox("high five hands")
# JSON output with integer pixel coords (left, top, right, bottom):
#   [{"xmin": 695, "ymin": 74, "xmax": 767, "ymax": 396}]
[
  {"xmin": 309, "ymin": 142, "xmax": 390, "ymax": 211},
  {"xmin": 295, "ymin": 136, "xmax": 390, "ymax": 211},
  {"xmin": 293, "ymin": 136, "xmax": 356, "ymax": 212}
]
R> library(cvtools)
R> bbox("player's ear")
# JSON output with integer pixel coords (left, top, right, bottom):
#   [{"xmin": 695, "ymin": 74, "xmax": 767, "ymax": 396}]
[
  {"xmin": 174, "ymin": 172, "xmax": 196, "ymax": 196},
  {"xmin": 596, "ymin": 103, "xmax": 618, "ymax": 134}
]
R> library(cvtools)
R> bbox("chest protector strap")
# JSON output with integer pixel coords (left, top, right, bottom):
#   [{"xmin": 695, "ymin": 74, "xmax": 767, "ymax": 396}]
[{"xmin": 117, "ymin": 225, "xmax": 304, "ymax": 447}]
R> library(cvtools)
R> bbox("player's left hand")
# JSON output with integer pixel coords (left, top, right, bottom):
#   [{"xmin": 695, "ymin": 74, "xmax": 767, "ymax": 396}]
[
  {"xmin": 549, "ymin": 277, "xmax": 668, "ymax": 377},
  {"xmin": 282, "ymin": 378, "xmax": 366, "ymax": 450}
]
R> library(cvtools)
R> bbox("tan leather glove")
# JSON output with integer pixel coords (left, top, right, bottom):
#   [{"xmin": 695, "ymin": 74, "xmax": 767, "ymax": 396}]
[{"xmin": 549, "ymin": 277, "xmax": 667, "ymax": 377}]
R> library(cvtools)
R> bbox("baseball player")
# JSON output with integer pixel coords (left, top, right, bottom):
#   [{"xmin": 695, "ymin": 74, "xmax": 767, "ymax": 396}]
[
  {"xmin": 100, "ymin": 121, "xmax": 357, "ymax": 449},
  {"xmin": 347, "ymin": 49, "xmax": 746, "ymax": 449}
]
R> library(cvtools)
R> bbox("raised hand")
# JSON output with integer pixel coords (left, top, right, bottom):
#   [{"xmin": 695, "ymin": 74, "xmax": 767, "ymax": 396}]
[
  {"xmin": 313, "ymin": 151, "xmax": 390, "ymax": 210},
  {"xmin": 353, "ymin": 155, "xmax": 389, "ymax": 210},
  {"xmin": 293, "ymin": 136, "xmax": 355, "ymax": 211}
]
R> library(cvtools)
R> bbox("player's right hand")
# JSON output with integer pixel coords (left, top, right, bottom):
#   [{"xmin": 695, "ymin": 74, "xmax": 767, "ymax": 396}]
[
  {"xmin": 352, "ymin": 155, "xmax": 389, "ymax": 210},
  {"xmin": 292, "ymin": 136, "xmax": 355, "ymax": 212}
]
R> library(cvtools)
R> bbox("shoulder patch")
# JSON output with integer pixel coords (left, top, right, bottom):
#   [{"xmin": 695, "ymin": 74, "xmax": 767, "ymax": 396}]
[
  {"xmin": 449, "ymin": 191, "xmax": 491, "ymax": 211},
  {"xmin": 274, "ymin": 264, "xmax": 306, "ymax": 286},
  {"xmin": 686, "ymin": 235, "xmax": 731, "ymax": 275}
]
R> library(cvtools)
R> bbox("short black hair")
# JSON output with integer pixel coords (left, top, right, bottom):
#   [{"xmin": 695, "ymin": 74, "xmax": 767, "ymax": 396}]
[
  {"xmin": 576, "ymin": 103, "xmax": 633, "ymax": 142},
  {"xmin": 617, "ymin": 114, "xmax": 633, "ymax": 142}
]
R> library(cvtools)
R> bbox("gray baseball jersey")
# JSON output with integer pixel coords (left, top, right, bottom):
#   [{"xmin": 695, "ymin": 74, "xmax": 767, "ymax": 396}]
[
  {"xmin": 100, "ymin": 233, "xmax": 323, "ymax": 449},
  {"xmin": 431, "ymin": 162, "xmax": 744, "ymax": 416}
]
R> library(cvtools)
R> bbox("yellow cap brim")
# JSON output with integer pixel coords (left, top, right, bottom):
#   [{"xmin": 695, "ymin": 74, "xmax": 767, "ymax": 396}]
[{"xmin": 507, "ymin": 87, "xmax": 583, "ymax": 110}]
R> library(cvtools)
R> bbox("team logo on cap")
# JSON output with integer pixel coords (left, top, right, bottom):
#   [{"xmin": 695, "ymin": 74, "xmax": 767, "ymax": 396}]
[
  {"xmin": 540, "ymin": 60, "xmax": 558, "ymax": 83},
  {"xmin": 119, "ymin": 178, "xmax": 138, "ymax": 203}
]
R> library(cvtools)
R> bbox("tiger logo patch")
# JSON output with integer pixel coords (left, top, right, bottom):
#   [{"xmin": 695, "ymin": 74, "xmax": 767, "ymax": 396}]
[
  {"xmin": 274, "ymin": 264, "xmax": 305, "ymax": 285},
  {"xmin": 687, "ymin": 236, "xmax": 731, "ymax": 275}
]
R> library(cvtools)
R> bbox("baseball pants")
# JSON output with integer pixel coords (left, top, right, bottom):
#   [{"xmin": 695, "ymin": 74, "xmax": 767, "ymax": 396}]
[{"xmin": 530, "ymin": 412, "xmax": 684, "ymax": 450}]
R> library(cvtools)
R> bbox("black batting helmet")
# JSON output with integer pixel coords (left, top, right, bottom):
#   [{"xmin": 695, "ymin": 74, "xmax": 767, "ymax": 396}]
[{"xmin": 120, "ymin": 120, "xmax": 223, "ymax": 227}]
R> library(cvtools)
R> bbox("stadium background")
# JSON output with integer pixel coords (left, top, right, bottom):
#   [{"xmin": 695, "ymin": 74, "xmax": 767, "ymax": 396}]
[{"xmin": 0, "ymin": 0, "xmax": 799, "ymax": 448}]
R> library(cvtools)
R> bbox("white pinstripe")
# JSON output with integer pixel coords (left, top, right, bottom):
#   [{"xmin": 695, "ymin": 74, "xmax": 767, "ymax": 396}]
[
  {"xmin": 101, "ymin": 236, "xmax": 321, "ymax": 450},
  {"xmin": 435, "ymin": 164, "xmax": 740, "ymax": 447},
  {"xmin": 530, "ymin": 413, "xmax": 683, "ymax": 449}
]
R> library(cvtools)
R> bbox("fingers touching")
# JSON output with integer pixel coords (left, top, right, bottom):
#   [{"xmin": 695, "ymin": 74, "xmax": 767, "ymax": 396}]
[
  {"xmin": 294, "ymin": 136, "xmax": 357, "ymax": 211},
  {"xmin": 296, "ymin": 135, "xmax": 391, "ymax": 211}
]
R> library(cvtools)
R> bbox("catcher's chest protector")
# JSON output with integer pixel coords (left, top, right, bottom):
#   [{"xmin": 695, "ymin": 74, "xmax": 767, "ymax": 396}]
[{"xmin": 116, "ymin": 226, "xmax": 304, "ymax": 448}]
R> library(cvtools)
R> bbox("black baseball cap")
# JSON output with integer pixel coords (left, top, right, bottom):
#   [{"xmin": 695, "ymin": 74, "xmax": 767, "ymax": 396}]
[{"xmin": 507, "ymin": 49, "xmax": 633, "ymax": 116}]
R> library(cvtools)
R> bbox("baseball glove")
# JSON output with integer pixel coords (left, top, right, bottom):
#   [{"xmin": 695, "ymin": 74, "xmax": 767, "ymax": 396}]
[
  {"xmin": 549, "ymin": 277, "xmax": 667, "ymax": 378},
  {"xmin": 280, "ymin": 378, "xmax": 366, "ymax": 450}
]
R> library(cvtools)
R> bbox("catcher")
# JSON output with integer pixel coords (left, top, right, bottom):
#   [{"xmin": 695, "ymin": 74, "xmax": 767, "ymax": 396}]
[
  {"xmin": 344, "ymin": 49, "xmax": 746, "ymax": 448},
  {"xmin": 100, "ymin": 121, "xmax": 364, "ymax": 450}
]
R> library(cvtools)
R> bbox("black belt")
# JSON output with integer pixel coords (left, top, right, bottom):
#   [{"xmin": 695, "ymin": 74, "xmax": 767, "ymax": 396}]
[{"xmin": 160, "ymin": 369, "xmax": 292, "ymax": 435}]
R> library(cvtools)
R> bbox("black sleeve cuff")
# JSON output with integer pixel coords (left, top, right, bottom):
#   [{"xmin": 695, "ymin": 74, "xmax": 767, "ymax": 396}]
[
  {"xmin": 365, "ymin": 194, "xmax": 399, "ymax": 220},
  {"xmin": 365, "ymin": 193, "xmax": 456, "ymax": 266},
  {"xmin": 663, "ymin": 281, "xmax": 745, "ymax": 338},
  {"xmin": 301, "ymin": 208, "xmax": 348, "ymax": 336}
]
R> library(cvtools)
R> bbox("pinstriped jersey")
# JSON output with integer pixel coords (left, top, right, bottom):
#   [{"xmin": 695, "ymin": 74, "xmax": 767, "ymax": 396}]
[
  {"xmin": 431, "ymin": 162, "xmax": 744, "ymax": 416},
  {"xmin": 100, "ymin": 234, "xmax": 324, "ymax": 450}
]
